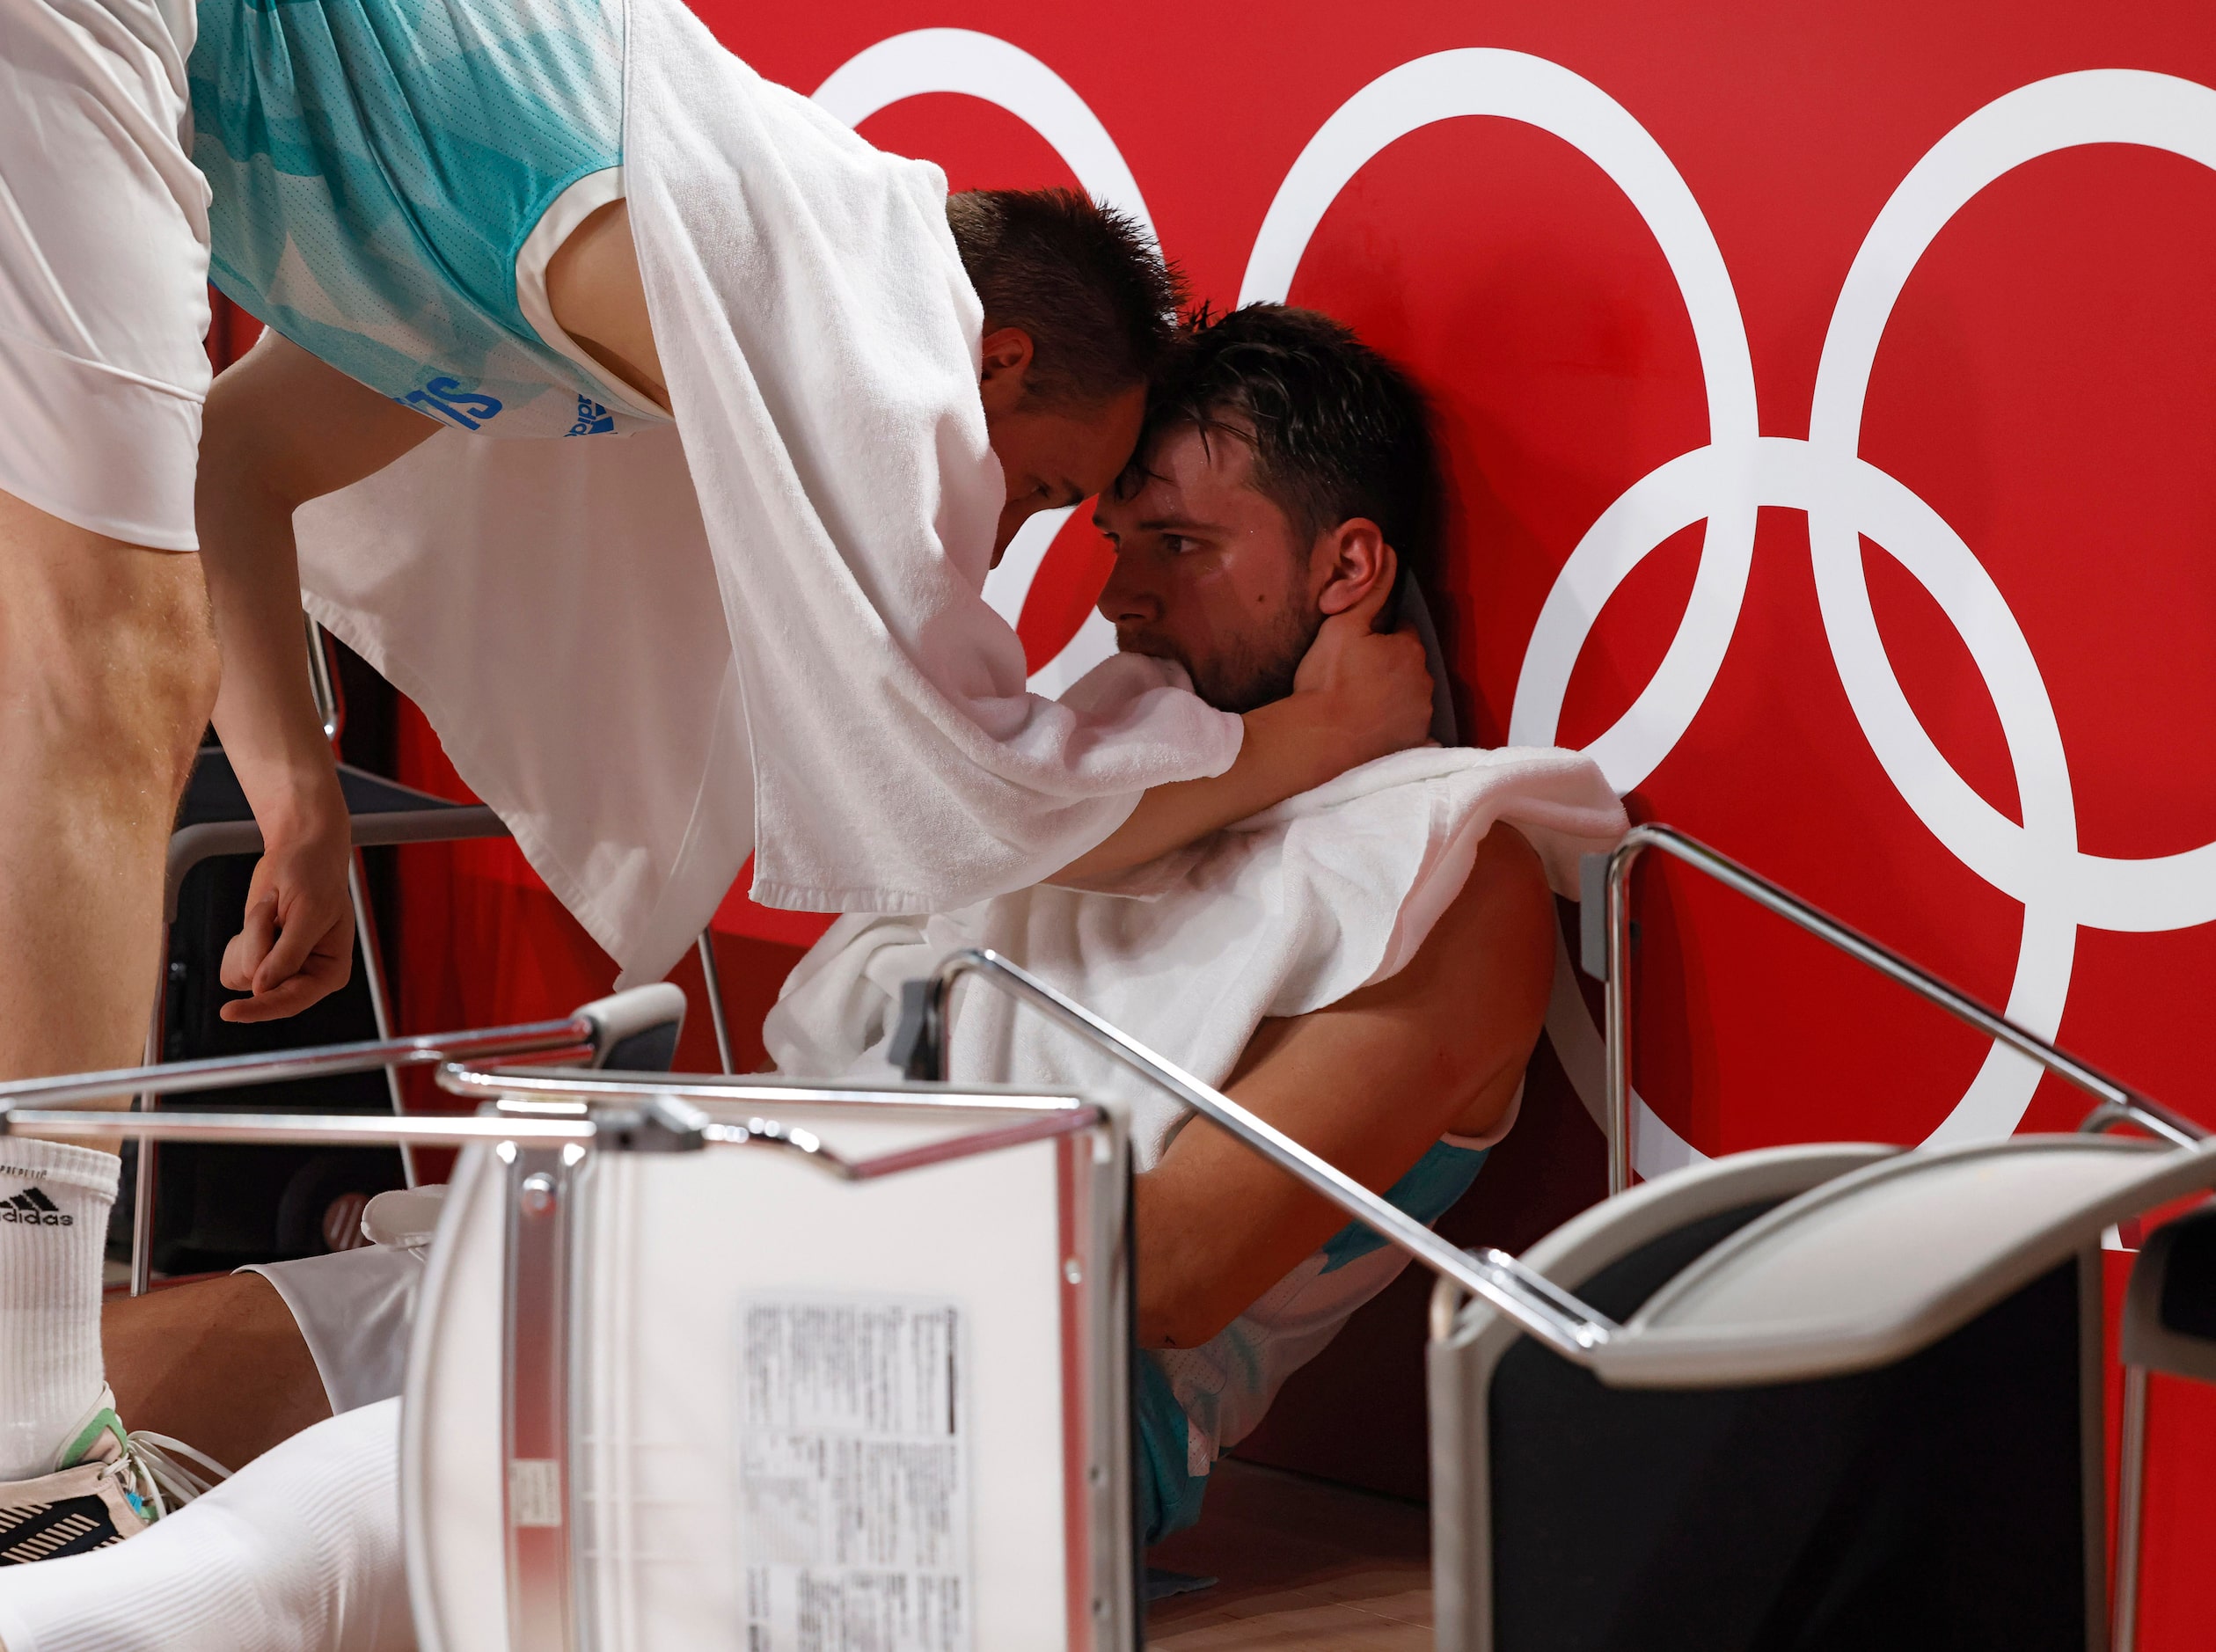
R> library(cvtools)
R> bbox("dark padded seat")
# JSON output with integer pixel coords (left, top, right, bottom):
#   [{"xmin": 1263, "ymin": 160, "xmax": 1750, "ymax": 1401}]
[
  {"xmin": 2124, "ymin": 1202, "xmax": 2216, "ymax": 1383},
  {"xmin": 179, "ymin": 747, "xmax": 476, "ymax": 823},
  {"xmin": 137, "ymin": 745, "xmax": 512, "ymax": 1276}
]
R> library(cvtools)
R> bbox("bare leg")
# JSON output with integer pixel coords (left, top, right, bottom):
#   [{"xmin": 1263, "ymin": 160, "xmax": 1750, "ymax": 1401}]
[
  {"xmin": 103, "ymin": 1272, "xmax": 331, "ymax": 1471},
  {"xmin": 0, "ymin": 490, "xmax": 218, "ymax": 1141}
]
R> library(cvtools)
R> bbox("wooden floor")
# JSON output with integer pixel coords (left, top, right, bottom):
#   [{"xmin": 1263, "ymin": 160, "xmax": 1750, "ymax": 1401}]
[{"xmin": 1145, "ymin": 1458, "xmax": 1432, "ymax": 1648}]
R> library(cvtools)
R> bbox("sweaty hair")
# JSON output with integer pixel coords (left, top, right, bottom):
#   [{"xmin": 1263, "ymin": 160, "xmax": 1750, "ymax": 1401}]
[
  {"xmin": 1128, "ymin": 303, "xmax": 1443, "ymax": 598},
  {"xmin": 946, "ymin": 188, "xmax": 1185, "ymax": 408}
]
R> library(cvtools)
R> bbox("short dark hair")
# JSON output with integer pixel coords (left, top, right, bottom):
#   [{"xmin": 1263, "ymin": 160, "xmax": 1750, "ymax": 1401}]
[
  {"xmin": 1129, "ymin": 304, "xmax": 1442, "ymax": 596},
  {"xmin": 946, "ymin": 188, "xmax": 1184, "ymax": 407}
]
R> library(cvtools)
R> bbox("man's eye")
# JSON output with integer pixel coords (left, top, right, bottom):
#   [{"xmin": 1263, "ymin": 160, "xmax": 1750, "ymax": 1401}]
[{"xmin": 1163, "ymin": 534, "xmax": 1193, "ymax": 554}]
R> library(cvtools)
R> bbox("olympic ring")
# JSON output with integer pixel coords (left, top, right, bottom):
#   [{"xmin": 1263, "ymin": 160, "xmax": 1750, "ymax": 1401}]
[
  {"xmin": 812, "ymin": 29, "xmax": 1157, "ymax": 233},
  {"xmin": 1240, "ymin": 50, "xmax": 1762, "ymax": 802},
  {"xmin": 814, "ymin": 39, "xmax": 2216, "ymax": 1170},
  {"xmin": 814, "ymin": 31, "xmax": 1135, "ymax": 694}
]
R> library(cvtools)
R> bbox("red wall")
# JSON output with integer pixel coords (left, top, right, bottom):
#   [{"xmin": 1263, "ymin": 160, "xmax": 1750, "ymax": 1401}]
[
  {"xmin": 374, "ymin": 0, "xmax": 2216, "ymax": 1634},
  {"xmin": 709, "ymin": 0, "xmax": 2216, "ymax": 1157}
]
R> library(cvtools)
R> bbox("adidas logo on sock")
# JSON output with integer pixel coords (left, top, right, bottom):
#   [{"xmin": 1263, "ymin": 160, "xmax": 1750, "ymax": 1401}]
[{"xmin": 0, "ymin": 1188, "xmax": 70, "ymax": 1227}]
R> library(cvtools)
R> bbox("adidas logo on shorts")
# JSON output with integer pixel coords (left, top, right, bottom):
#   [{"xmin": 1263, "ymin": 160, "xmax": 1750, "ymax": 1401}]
[{"xmin": 0, "ymin": 1188, "xmax": 70, "ymax": 1226}]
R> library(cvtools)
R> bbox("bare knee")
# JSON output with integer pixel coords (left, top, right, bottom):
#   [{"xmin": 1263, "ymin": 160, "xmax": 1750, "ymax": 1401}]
[
  {"xmin": 0, "ymin": 497, "xmax": 220, "ymax": 807},
  {"xmin": 106, "ymin": 552, "xmax": 222, "ymax": 797}
]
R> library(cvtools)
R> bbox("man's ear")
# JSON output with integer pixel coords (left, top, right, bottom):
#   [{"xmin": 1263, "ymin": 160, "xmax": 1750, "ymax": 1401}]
[
  {"xmin": 977, "ymin": 325, "xmax": 1036, "ymax": 417},
  {"xmin": 1313, "ymin": 519, "xmax": 1396, "ymax": 617}
]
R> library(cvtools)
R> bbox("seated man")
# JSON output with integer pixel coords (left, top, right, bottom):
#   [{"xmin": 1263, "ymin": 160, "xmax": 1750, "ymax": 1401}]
[
  {"xmin": 0, "ymin": 303, "xmax": 1620, "ymax": 1644},
  {"xmin": 768, "ymin": 302, "xmax": 1621, "ymax": 1540}
]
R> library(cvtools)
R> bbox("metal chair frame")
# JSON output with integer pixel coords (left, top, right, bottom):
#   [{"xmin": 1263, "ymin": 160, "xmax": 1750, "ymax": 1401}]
[
  {"xmin": 893, "ymin": 950, "xmax": 1621, "ymax": 1361},
  {"xmin": 18, "ymin": 903, "xmax": 2216, "ymax": 1651},
  {"xmin": 1588, "ymin": 822, "xmax": 2203, "ymax": 1195},
  {"xmin": 138, "ymin": 619, "xmax": 747, "ymax": 1293},
  {"xmin": 132, "ymin": 618, "xmax": 510, "ymax": 1290},
  {"xmin": 1591, "ymin": 821, "xmax": 2209, "ymax": 1652},
  {"xmin": 2110, "ymin": 1335, "xmax": 2154, "ymax": 1652},
  {"xmin": 2098, "ymin": 1174, "xmax": 2216, "ymax": 1652},
  {"xmin": 0, "ymin": 1005, "xmax": 1132, "ymax": 1652}
]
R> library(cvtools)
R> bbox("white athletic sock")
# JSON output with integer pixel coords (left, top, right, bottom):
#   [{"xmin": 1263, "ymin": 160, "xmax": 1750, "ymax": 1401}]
[
  {"xmin": 0, "ymin": 1398, "xmax": 410, "ymax": 1652},
  {"xmin": 0, "ymin": 1142, "xmax": 118, "ymax": 1480}
]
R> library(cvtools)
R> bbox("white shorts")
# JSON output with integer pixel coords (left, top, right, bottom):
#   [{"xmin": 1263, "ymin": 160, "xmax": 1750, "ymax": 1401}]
[
  {"xmin": 0, "ymin": 0, "xmax": 209, "ymax": 550},
  {"xmin": 245, "ymin": 1243, "xmax": 424, "ymax": 1415}
]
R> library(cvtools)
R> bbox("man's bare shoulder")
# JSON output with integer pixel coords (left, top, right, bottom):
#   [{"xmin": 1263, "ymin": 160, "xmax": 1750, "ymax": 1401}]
[
  {"xmin": 1394, "ymin": 823, "xmax": 1555, "ymax": 1003},
  {"xmin": 1361, "ymin": 822, "xmax": 1556, "ymax": 1135}
]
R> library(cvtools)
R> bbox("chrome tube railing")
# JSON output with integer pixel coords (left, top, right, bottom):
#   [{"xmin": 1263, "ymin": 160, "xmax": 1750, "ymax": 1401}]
[
  {"xmin": 437, "ymin": 1065, "xmax": 1109, "ymax": 1181},
  {"xmin": 6, "ymin": 1108, "xmax": 601, "ymax": 1148},
  {"xmin": 305, "ymin": 612, "xmax": 343, "ymax": 745},
  {"xmin": 346, "ymin": 854, "xmax": 413, "ymax": 1183},
  {"xmin": 694, "ymin": 931, "xmax": 738, "ymax": 1075},
  {"xmin": 435, "ymin": 1064, "xmax": 1091, "ymax": 1113},
  {"xmin": 2079, "ymin": 1100, "xmax": 2206, "ymax": 1150},
  {"xmin": 1599, "ymin": 823, "xmax": 2203, "ymax": 1195},
  {"xmin": 2080, "ymin": 1096, "xmax": 2205, "ymax": 1652},
  {"xmin": 891, "ymin": 948, "xmax": 1619, "ymax": 1363},
  {"xmin": 129, "ymin": 996, "xmax": 164, "ymax": 1305},
  {"xmin": 2, "ymin": 1045, "xmax": 1105, "ymax": 1182},
  {"xmin": 0, "ymin": 1015, "xmax": 594, "ymax": 1115},
  {"xmin": 2111, "ymin": 1362, "xmax": 2153, "ymax": 1652},
  {"xmin": 2, "ymin": 1013, "xmax": 591, "ymax": 1292}
]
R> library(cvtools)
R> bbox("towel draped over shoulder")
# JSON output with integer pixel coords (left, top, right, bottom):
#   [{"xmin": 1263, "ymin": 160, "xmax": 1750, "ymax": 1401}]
[
  {"xmin": 765, "ymin": 742, "xmax": 1628, "ymax": 1170},
  {"xmin": 289, "ymin": 0, "xmax": 1241, "ymax": 984}
]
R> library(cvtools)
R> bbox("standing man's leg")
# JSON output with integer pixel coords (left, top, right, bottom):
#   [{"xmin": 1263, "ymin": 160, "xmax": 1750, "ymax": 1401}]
[
  {"xmin": 0, "ymin": 501, "xmax": 215, "ymax": 1084},
  {"xmin": 0, "ymin": 0, "xmax": 220, "ymax": 1490},
  {"xmin": 0, "ymin": 0, "xmax": 220, "ymax": 1085}
]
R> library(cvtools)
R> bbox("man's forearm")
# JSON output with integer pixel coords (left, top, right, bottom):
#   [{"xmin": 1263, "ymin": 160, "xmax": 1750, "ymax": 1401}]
[
  {"xmin": 1057, "ymin": 570, "xmax": 1435, "ymax": 882},
  {"xmin": 198, "ymin": 474, "xmax": 346, "ymax": 833},
  {"xmin": 197, "ymin": 334, "xmax": 437, "ymax": 833},
  {"xmin": 1052, "ymin": 697, "xmax": 1359, "ymax": 882},
  {"xmin": 192, "ymin": 334, "xmax": 444, "ymax": 1020}
]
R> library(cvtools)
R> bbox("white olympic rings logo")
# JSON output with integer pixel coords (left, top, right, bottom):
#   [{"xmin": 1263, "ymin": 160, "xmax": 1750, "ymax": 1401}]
[{"xmin": 815, "ymin": 36, "xmax": 2216, "ymax": 1172}]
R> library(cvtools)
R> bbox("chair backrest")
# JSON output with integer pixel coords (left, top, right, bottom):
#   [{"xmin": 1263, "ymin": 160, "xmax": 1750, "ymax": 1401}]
[
  {"xmin": 575, "ymin": 983, "xmax": 687, "ymax": 1072},
  {"xmin": 1427, "ymin": 1144, "xmax": 1889, "ymax": 1651},
  {"xmin": 400, "ymin": 1078, "xmax": 1136, "ymax": 1652},
  {"xmin": 1431, "ymin": 1136, "xmax": 2216, "ymax": 1652},
  {"xmin": 2124, "ymin": 1202, "xmax": 2216, "ymax": 1383}
]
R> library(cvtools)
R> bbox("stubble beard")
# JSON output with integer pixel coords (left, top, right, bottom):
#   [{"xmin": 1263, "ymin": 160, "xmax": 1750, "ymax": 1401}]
[{"xmin": 1136, "ymin": 594, "xmax": 1322, "ymax": 716}]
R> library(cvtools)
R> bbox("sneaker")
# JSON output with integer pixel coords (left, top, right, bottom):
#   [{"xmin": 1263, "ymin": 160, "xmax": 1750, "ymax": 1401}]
[{"xmin": 0, "ymin": 1388, "xmax": 230, "ymax": 1567}]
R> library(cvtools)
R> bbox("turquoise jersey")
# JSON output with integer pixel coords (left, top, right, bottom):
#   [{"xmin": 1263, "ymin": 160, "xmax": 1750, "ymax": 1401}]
[{"xmin": 189, "ymin": 0, "xmax": 655, "ymax": 437}]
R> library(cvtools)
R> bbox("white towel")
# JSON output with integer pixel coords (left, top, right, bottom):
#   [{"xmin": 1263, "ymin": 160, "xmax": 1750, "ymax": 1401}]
[
  {"xmin": 291, "ymin": 0, "xmax": 1241, "ymax": 986},
  {"xmin": 764, "ymin": 740, "xmax": 1627, "ymax": 1169}
]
